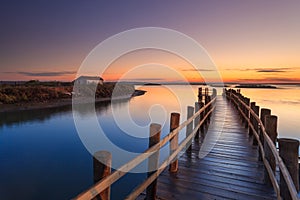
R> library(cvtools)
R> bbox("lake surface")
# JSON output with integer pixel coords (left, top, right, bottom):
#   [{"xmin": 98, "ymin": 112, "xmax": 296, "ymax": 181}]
[{"xmin": 0, "ymin": 85, "xmax": 299, "ymax": 199}]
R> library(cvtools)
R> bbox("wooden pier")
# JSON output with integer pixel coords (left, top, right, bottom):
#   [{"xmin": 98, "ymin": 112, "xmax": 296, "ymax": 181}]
[
  {"xmin": 73, "ymin": 88, "xmax": 299, "ymax": 200},
  {"xmin": 155, "ymin": 96, "xmax": 276, "ymax": 199}
]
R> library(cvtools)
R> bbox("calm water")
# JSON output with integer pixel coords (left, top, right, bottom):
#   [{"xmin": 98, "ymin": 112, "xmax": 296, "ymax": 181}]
[{"xmin": 0, "ymin": 85, "xmax": 299, "ymax": 199}]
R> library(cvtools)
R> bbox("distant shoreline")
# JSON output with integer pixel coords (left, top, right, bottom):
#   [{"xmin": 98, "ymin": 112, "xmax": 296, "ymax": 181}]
[
  {"xmin": 0, "ymin": 90, "xmax": 146, "ymax": 113},
  {"xmin": 235, "ymin": 84, "xmax": 277, "ymax": 89}
]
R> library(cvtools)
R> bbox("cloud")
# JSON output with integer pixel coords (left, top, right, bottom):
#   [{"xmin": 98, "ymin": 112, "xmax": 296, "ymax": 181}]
[
  {"xmin": 118, "ymin": 78, "xmax": 165, "ymax": 81},
  {"xmin": 256, "ymin": 68, "xmax": 292, "ymax": 73},
  {"xmin": 5, "ymin": 71, "xmax": 76, "ymax": 77},
  {"xmin": 181, "ymin": 68, "xmax": 215, "ymax": 72},
  {"xmin": 224, "ymin": 67, "xmax": 294, "ymax": 73},
  {"xmin": 237, "ymin": 77, "xmax": 300, "ymax": 83}
]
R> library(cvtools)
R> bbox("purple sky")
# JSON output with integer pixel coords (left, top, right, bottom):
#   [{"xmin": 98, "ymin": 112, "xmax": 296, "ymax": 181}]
[{"xmin": 1, "ymin": 1, "xmax": 300, "ymax": 82}]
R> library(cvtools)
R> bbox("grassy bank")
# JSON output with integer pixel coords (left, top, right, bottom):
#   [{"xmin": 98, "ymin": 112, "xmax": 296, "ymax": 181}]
[{"xmin": 0, "ymin": 82, "xmax": 135, "ymax": 104}]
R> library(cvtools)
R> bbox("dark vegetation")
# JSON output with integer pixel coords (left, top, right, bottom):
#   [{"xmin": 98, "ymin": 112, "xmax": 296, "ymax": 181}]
[{"xmin": 0, "ymin": 80, "xmax": 135, "ymax": 104}]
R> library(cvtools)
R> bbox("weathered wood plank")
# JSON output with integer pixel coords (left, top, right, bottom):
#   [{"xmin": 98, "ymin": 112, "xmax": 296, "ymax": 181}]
[{"xmin": 156, "ymin": 96, "xmax": 276, "ymax": 200}]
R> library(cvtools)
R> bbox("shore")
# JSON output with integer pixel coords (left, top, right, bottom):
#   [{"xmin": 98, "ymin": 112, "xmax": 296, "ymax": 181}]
[{"xmin": 0, "ymin": 90, "xmax": 146, "ymax": 113}]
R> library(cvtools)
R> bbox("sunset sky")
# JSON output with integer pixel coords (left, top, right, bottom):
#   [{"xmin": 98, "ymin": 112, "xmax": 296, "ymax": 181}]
[{"xmin": 1, "ymin": 1, "xmax": 300, "ymax": 83}]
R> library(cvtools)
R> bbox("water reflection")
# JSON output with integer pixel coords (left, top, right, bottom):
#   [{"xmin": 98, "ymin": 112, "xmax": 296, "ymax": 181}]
[
  {"xmin": 1, "ymin": 85, "xmax": 299, "ymax": 200},
  {"xmin": 0, "ymin": 100, "xmax": 114, "ymax": 128},
  {"xmin": 239, "ymin": 86, "xmax": 300, "ymax": 140}
]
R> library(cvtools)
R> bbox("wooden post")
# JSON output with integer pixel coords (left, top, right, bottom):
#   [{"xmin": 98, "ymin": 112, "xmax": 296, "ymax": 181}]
[
  {"xmin": 278, "ymin": 138, "xmax": 300, "ymax": 200},
  {"xmin": 198, "ymin": 87, "xmax": 202, "ymax": 102},
  {"xmin": 260, "ymin": 108, "xmax": 271, "ymax": 151},
  {"xmin": 146, "ymin": 123, "xmax": 161, "ymax": 200},
  {"xmin": 204, "ymin": 87, "xmax": 209, "ymax": 96},
  {"xmin": 199, "ymin": 102, "xmax": 205, "ymax": 136},
  {"xmin": 212, "ymin": 88, "xmax": 217, "ymax": 98},
  {"xmin": 252, "ymin": 105, "xmax": 259, "ymax": 146},
  {"xmin": 260, "ymin": 108, "xmax": 271, "ymax": 126},
  {"xmin": 207, "ymin": 95, "xmax": 212, "ymax": 121},
  {"xmin": 264, "ymin": 115, "xmax": 278, "ymax": 185},
  {"xmin": 205, "ymin": 95, "xmax": 211, "ymax": 123},
  {"xmin": 194, "ymin": 102, "xmax": 200, "ymax": 141},
  {"xmin": 244, "ymin": 98, "xmax": 250, "ymax": 128},
  {"xmin": 169, "ymin": 113, "xmax": 180, "ymax": 173},
  {"xmin": 93, "ymin": 151, "xmax": 112, "ymax": 200},
  {"xmin": 203, "ymin": 95, "xmax": 207, "ymax": 127},
  {"xmin": 241, "ymin": 96, "xmax": 245, "ymax": 124},
  {"xmin": 249, "ymin": 102, "xmax": 256, "ymax": 136},
  {"xmin": 186, "ymin": 106, "xmax": 194, "ymax": 154}
]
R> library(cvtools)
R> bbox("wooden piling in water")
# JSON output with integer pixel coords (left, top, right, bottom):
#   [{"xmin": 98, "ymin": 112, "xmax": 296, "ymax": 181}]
[
  {"xmin": 260, "ymin": 108, "xmax": 271, "ymax": 156},
  {"xmin": 194, "ymin": 102, "xmax": 200, "ymax": 141},
  {"xmin": 278, "ymin": 138, "xmax": 300, "ymax": 200},
  {"xmin": 146, "ymin": 123, "xmax": 161, "ymax": 200},
  {"xmin": 260, "ymin": 108, "xmax": 271, "ymax": 126},
  {"xmin": 249, "ymin": 102, "xmax": 256, "ymax": 136},
  {"xmin": 205, "ymin": 95, "xmax": 211, "ymax": 124},
  {"xmin": 204, "ymin": 87, "xmax": 209, "ymax": 97},
  {"xmin": 93, "ymin": 151, "xmax": 112, "ymax": 200},
  {"xmin": 199, "ymin": 102, "xmax": 205, "ymax": 136},
  {"xmin": 244, "ymin": 98, "xmax": 250, "ymax": 128},
  {"xmin": 186, "ymin": 106, "xmax": 194, "ymax": 154},
  {"xmin": 198, "ymin": 87, "xmax": 202, "ymax": 102},
  {"xmin": 252, "ymin": 105, "xmax": 259, "ymax": 146},
  {"xmin": 264, "ymin": 115, "xmax": 278, "ymax": 185},
  {"xmin": 169, "ymin": 113, "xmax": 180, "ymax": 173}
]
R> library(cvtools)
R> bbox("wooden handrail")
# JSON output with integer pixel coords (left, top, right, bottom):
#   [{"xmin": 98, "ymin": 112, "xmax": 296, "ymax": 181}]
[
  {"xmin": 125, "ymin": 104, "xmax": 216, "ymax": 200},
  {"xmin": 226, "ymin": 89, "xmax": 299, "ymax": 200},
  {"xmin": 73, "ymin": 91, "xmax": 217, "ymax": 200}
]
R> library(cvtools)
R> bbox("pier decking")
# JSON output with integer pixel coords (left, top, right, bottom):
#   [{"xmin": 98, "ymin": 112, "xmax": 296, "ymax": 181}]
[{"xmin": 156, "ymin": 96, "xmax": 276, "ymax": 199}]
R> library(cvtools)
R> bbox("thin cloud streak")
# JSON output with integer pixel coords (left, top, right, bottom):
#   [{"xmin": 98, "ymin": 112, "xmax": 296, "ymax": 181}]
[
  {"xmin": 223, "ymin": 67, "xmax": 295, "ymax": 73},
  {"xmin": 181, "ymin": 68, "xmax": 215, "ymax": 72},
  {"xmin": 4, "ymin": 71, "xmax": 76, "ymax": 77},
  {"xmin": 237, "ymin": 77, "xmax": 300, "ymax": 83}
]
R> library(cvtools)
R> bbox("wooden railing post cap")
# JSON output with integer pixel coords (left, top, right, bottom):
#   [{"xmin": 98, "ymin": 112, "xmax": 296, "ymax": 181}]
[
  {"xmin": 150, "ymin": 123, "xmax": 162, "ymax": 130},
  {"xmin": 94, "ymin": 151, "xmax": 112, "ymax": 163},
  {"xmin": 170, "ymin": 112, "xmax": 180, "ymax": 118},
  {"xmin": 266, "ymin": 115, "xmax": 278, "ymax": 121},
  {"xmin": 278, "ymin": 138, "xmax": 299, "ymax": 147}
]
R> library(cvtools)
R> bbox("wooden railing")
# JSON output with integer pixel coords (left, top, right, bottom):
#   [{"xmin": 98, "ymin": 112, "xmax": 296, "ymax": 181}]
[
  {"xmin": 225, "ymin": 89, "xmax": 299, "ymax": 200},
  {"xmin": 73, "ymin": 87, "xmax": 217, "ymax": 200}
]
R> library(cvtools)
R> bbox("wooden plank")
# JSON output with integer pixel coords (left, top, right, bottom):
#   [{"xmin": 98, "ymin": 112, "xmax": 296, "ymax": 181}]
[{"xmin": 156, "ymin": 96, "xmax": 276, "ymax": 200}]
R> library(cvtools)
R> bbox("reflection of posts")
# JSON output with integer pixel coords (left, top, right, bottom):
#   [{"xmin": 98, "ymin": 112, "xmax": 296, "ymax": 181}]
[
  {"xmin": 93, "ymin": 151, "xmax": 112, "ymax": 200},
  {"xmin": 278, "ymin": 138, "xmax": 299, "ymax": 200},
  {"xmin": 146, "ymin": 123, "xmax": 161, "ymax": 200},
  {"xmin": 169, "ymin": 113, "xmax": 180, "ymax": 173}
]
